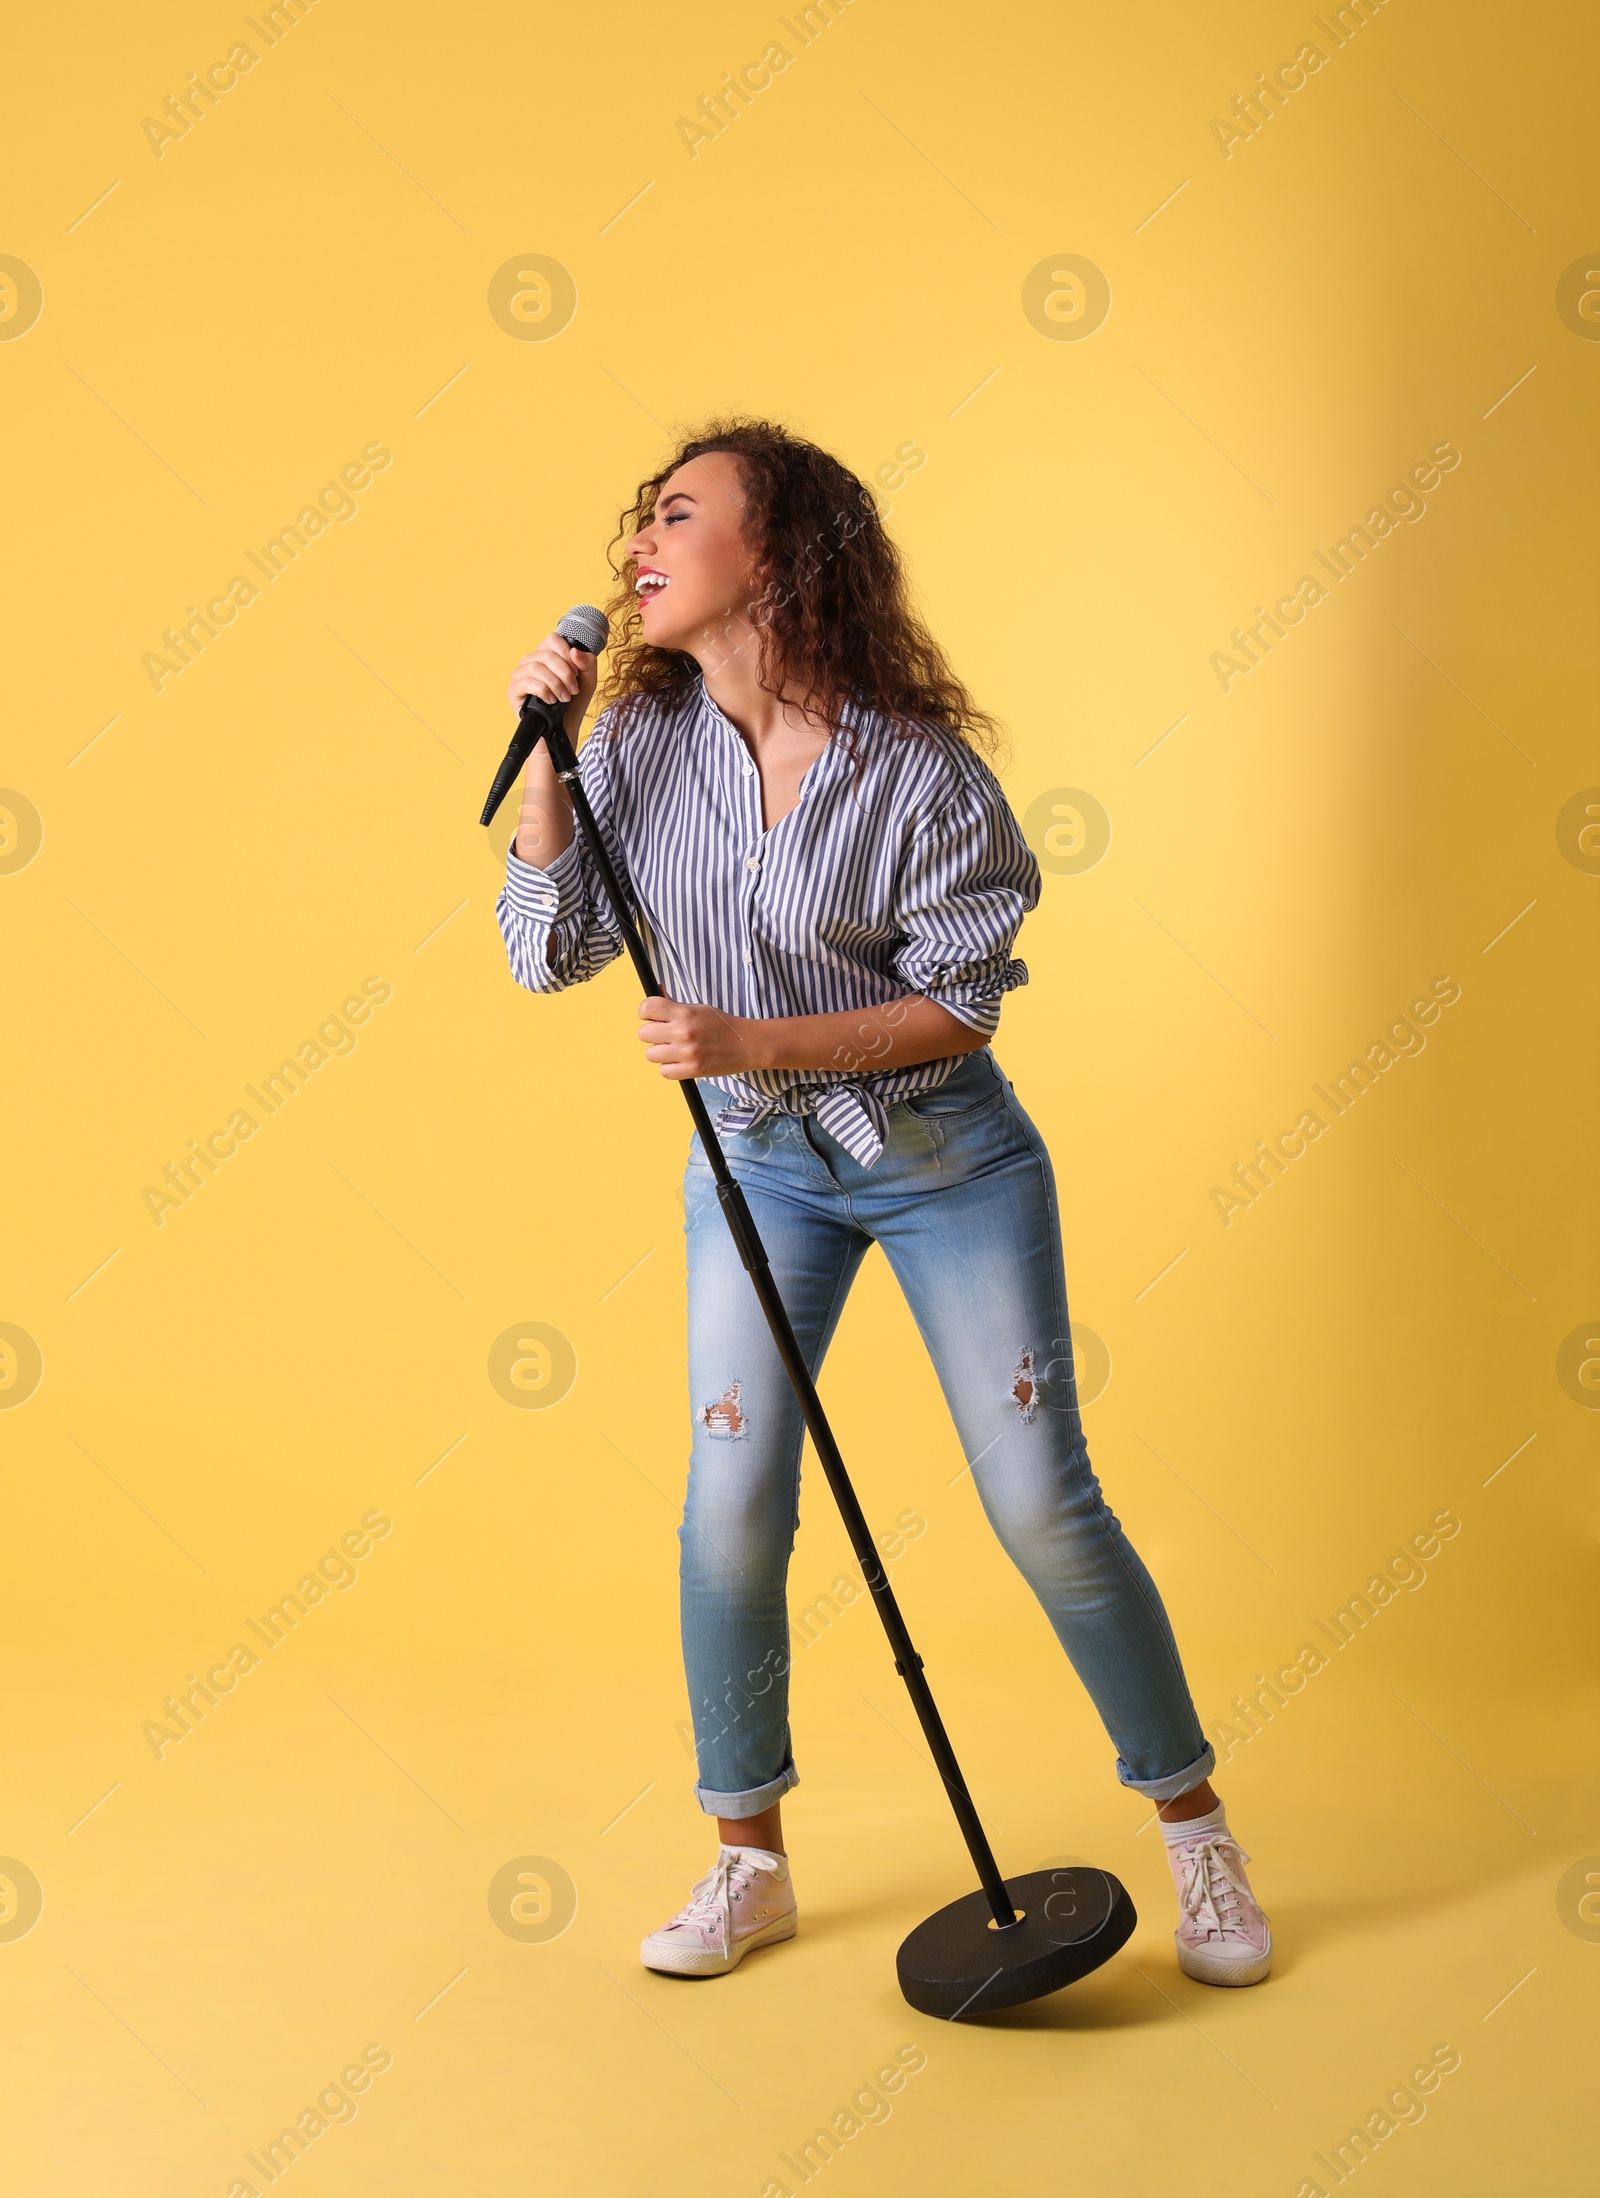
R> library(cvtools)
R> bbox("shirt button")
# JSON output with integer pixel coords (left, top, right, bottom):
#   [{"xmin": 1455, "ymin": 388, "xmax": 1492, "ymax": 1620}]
[
  {"xmin": 742, "ymin": 950, "xmax": 753, "ymax": 964},
  {"xmin": 744, "ymin": 855, "xmax": 760, "ymax": 871}
]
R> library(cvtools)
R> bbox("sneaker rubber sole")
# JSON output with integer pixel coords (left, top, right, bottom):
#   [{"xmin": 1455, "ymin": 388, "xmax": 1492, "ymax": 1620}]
[
  {"xmin": 640, "ymin": 1908, "xmax": 797, "ymax": 1978},
  {"xmin": 1175, "ymin": 1929, "xmax": 1272, "ymax": 1987}
]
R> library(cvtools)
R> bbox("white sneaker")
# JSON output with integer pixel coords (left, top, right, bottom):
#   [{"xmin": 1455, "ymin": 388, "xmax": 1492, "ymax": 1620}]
[
  {"xmin": 640, "ymin": 1845, "xmax": 798, "ymax": 1977},
  {"xmin": 1169, "ymin": 1831, "xmax": 1273, "ymax": 1987}
]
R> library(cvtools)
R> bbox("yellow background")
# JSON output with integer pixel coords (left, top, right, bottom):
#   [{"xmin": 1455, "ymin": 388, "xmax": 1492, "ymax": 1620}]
[{"xmin": 4, "ymin": 0, "xmax": 1596, "ymax": 2190}]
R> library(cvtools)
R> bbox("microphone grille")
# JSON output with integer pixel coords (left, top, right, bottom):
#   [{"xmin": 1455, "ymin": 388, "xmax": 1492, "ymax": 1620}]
[{"xmin": 558, "ymin": 603, "xmax": 610, "ymax": 654}]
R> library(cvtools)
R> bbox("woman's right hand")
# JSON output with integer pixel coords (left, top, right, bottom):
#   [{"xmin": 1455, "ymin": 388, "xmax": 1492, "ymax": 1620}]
[
  {"xmin": 506, "ymin": 634, "xmax": 593, "ymax": 873},
  {"xmin": 507, "ymin": 633, "xmax": 599, "ymax": 738}
]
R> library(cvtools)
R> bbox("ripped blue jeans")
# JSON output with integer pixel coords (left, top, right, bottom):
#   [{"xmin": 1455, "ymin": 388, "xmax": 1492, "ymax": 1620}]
[{"xmin": 679, "ymin": 1045, "xmax": 1216, "ymax": 1818}]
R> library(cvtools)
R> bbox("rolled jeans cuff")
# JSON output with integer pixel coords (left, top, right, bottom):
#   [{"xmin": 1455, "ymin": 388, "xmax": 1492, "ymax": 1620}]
[
  {"xmin": 1115, "ymin": 1738, "xmax": 1216, "ymax": 1802},
  {"xmin": 693, "ymin": 1754, "xmax": 800, "ymax": 1819}
]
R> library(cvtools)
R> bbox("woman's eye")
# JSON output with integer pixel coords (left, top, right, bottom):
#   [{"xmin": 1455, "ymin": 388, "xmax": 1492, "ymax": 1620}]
[{"xmin": 664, "ymin": 510, "xmax": 687, "ymax": 524}]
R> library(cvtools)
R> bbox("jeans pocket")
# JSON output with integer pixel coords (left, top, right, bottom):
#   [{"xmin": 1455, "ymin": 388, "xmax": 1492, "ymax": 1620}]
[
  {"xmin": 902, "ymin": 1060, "xmax": 1006, "ymax": 1120},
  {"xmin": 906, "ymin": 1089, "xmax": 1007, "ymax": 1126}
]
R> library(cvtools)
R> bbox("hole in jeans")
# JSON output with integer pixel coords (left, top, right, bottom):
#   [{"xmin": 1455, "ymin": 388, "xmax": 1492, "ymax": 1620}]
[
  {"xmin": 700, "ymin": 1380, "xmax": 747, "ymax": 1439},
  {"xmin": 1011, "ymin": 1348, "xmax": 1039, "ymax": 1423}
]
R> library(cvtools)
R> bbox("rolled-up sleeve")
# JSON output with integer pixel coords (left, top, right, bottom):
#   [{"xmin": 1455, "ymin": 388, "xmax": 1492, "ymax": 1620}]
[
  {"xmin": 494, "ymin": 717, "xmax": 627, "ymax": 993},
  {"xmin": 891, "ymin": 765, "xmax": 1042, "ymax": 1033}
]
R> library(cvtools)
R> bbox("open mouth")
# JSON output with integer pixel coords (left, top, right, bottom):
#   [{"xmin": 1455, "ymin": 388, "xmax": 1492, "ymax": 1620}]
[{"xmin": 635, "ymin": 570, "xmax": 670, "ymax": 603}]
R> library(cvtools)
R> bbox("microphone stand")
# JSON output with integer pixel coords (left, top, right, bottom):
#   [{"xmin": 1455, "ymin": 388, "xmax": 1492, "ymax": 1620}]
[{"xmin": 527, "ymin": 711, "xmax": 1023, "ymax": 1933}]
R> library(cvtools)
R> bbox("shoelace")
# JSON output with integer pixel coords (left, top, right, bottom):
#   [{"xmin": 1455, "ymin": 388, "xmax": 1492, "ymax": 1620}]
[
  {"xmin": 671, "ymin": 1851, "xmax": 769, "ymax": 1939},
  {"xmin": 1174, "ymin": 1835, "xmax": 1258, "ymax": 1942}
]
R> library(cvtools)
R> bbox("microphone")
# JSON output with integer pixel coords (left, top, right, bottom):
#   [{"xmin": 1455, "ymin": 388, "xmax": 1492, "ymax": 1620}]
[{"xmin": 479, "ymin": 603, "xmax": 611, "ymax": 828}]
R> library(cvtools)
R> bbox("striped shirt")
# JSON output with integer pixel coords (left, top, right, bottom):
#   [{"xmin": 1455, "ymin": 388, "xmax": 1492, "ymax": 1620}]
[{"xmin": 495, "ymin": 673, "xmax": 1041, "ymax": 1168}]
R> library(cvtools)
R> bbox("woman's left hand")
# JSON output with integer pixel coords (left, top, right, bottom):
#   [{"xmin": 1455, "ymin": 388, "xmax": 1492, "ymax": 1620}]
[{"xmin": 637, "ymin": 993, "xmax": 762, "ymax": 1077}]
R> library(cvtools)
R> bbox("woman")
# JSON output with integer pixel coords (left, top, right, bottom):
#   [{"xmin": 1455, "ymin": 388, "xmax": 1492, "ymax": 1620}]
[{"xmin": 496, "ymin": 419, "xmax": 1271, "ymax": 1989}]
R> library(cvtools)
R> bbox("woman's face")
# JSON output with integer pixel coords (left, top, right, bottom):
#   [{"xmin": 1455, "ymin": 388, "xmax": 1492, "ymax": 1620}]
[{"xmin": 623, "ymin": 452, "xmax": 761, "ymax": 655}]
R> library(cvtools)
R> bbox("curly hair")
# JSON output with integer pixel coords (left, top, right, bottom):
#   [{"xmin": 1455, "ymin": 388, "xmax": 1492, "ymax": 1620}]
[{"xmin": 592, "ymin": 416, "xmax": 1005, "ymax": 763}]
